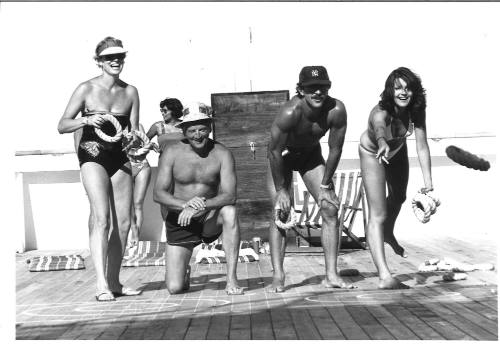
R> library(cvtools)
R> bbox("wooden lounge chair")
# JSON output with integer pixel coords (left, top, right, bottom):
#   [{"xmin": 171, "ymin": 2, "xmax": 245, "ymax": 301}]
[{"xmin": 291, "ymin": 169, "xmax": 368, "ymax": 249}]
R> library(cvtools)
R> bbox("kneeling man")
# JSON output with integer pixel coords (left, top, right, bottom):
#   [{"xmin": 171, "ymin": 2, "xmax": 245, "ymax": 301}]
[{"xmin": 154, "ymin": 102, "xmax": 244, "ymax": 295}]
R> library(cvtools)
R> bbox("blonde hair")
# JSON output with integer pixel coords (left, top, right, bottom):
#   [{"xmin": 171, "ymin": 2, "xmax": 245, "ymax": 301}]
[
  {"xmin": 94, "ymin": 36, "xmax": 124, "ymax": 58},
  {"xmin": 93, "ymin": 36, "xmax": 124, "ymax": 69}
]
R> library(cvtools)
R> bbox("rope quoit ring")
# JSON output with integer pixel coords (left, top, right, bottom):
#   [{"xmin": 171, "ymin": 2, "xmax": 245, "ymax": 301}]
[
  {"xmin": 126, "ymin": 129, "xmax": 159, "ymax": 156},
  {"xmin": 412, "ymin": 191, "xmax": 438, "ymax": 223},
  {"xmin": 274, "ymin": 208, "xmax": 297, "ymax": 230},
  {"xmin": 94, "ymin": 114, "xmax": 123, "ymax": 143},
  {"xmin": 131, "ymin": 130, "xmax": 150, "ymax": 145},
  {"xmin": 424, "ymin": 190, "xmax": 441, "ymax": 210}
]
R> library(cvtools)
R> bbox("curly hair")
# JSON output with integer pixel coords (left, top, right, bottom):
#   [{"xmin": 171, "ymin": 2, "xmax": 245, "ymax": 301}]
[
  {"xmin": 295, "ymin": 84, "xmax": 304, "ymax": 98},
  {"xmin": 379, "ymin": 67, "xmax": 426, "ymax": 117},
  {"xmin": 159, "ymin": 98, "xmax": 184, "ymax": 119}
]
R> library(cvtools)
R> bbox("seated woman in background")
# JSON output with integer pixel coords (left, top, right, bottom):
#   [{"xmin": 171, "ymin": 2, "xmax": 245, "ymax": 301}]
[
  {"xmin": 147, "ymin": 97, "xmax": 185, "ymax": 220},
  {"xmin": 359, "ymin": 67, "xmax": 435, "ymax": 289},
  {"xmin": 146, "ymin": 97, "xmax": 184, "ymax": 154}
]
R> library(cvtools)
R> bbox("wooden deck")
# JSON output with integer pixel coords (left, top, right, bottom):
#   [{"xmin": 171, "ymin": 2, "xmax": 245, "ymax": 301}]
[{"xmin": 16, "ymin": 235, "xmax": 497, "ymax": 340}]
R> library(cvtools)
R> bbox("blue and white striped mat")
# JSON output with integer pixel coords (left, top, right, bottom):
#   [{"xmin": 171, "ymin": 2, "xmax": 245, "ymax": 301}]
[{"xmin": 27, "ymin": 255, "xmax": 85, "ymax": 272}]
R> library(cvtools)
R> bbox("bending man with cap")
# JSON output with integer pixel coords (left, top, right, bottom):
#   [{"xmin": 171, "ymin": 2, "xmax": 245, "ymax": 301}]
[
  {"xmin": 267, "ymin": 66, "xmax": 353, "ymax": 292},
  {"xmin": 154, "ymin": 102, "xmax": 244, "ymax": 295}
]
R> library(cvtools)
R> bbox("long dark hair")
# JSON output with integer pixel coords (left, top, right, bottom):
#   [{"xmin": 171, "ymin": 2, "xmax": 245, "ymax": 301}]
[{"xmin": 379, "ymin": 67, "xmax": 426, "ymax": 118}]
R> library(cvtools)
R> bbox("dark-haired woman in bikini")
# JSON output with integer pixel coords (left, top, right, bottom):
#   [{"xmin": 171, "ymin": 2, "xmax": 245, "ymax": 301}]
[
  {"xmin": 359, "ymin": 67, "xmax": 435, "ymax": 289},
  {"xmin": 147, "ymin": 97, "xmax": 185, "ymax": 219}
]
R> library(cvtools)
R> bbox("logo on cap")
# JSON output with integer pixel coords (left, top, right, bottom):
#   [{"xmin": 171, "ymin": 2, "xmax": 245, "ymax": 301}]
[{"xmin": 298, "ymin": 66, "xmax": 332, "ymax": 87}]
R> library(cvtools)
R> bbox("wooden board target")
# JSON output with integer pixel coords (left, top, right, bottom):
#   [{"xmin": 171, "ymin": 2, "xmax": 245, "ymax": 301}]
[{"xmin": 211, "ymin": 90, "xmax": 290, "ymax": 240}]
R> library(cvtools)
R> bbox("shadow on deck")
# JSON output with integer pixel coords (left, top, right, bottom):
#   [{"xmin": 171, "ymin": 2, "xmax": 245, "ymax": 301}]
[{"xmin": 16, "ymin": 234, "xmax": 498, "ymax": 340}]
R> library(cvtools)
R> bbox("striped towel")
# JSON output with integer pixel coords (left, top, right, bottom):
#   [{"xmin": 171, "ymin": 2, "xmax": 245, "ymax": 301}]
[
  {"xmin": 124, "ymin": 241, "xmax": 166, "ymax": 257},
  {"xmin": 27, "ymin": 255, "xmax": 85, "ymax": 272},
  {"xmin": 122, "ymin": 241, "xmax": 166, "ymax": 267},
  {"xmin": 195, "ymin": 241, "xmax": 259, "ymax": 264},
  {"xmin": 199, "ymin": 255, "xmax": 258, "ymax": 264}
]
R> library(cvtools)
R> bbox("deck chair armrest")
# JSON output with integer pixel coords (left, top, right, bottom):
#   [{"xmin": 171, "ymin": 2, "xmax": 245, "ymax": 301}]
[{"xmin": 343, "ymin": 206, "xmax": 362, "ymax": 211}]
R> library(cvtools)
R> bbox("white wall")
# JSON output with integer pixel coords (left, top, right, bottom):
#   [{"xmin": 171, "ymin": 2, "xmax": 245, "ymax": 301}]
[
  {"xmin": 2, "ymin": 2, "xmax": 499, "ymax": 153},
  {"xmin": 14, "ymin": 136, "xmax": 495, "ymax": 251}
]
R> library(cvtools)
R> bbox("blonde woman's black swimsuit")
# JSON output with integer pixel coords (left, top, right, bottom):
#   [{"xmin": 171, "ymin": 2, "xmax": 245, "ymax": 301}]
[{"xmin": 77, "ymin": 111, "xmax": 130, "ymax": 176}]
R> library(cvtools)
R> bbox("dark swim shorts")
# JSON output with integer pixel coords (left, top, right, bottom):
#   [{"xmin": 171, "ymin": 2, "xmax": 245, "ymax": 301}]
[
  {"xmin": 165, "ymin": 209, "xmax": 222, "ymax": 247},
  {"xmin": 283, "ymin": 144, "xmax": 325, "ymax": 175}
]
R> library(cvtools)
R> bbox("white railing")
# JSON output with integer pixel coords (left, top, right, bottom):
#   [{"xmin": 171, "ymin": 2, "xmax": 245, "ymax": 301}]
[{"xmin": 15, "ymin": 135, "xmax": 495, "ymax": 252}]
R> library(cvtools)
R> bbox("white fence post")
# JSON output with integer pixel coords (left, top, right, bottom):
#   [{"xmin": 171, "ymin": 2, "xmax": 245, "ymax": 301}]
[{"xmin": 15, "ymin": 172, "xmax": 25, "ymax": 253}]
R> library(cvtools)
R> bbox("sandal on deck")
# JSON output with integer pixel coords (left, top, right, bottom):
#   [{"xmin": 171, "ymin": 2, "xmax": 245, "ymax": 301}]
[
  {"xmin": 225, "ymin": 286, "xmax": 245, "ymax": 295},
  {"xmin": 96, "ymin": 291, "xmax": 116, "ymax": 302},
  {"xmin": 111, "ymin": 287, "xmax": 142, "ymax": 297}
]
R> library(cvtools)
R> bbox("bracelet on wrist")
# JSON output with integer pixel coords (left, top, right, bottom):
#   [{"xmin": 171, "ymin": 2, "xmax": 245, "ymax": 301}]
[
  {"xmin": 82, "ymin": 117, "xmax": 89, "ymax": 126},
  {"xmin": 320, "ymin": 183, "xmax": 333, "ymax": 190}
]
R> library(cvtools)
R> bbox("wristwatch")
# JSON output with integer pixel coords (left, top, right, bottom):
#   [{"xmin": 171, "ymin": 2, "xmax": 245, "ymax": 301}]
[{"xmin": 320, "ymin": 182, "xmax": 334, "ymax": 190}]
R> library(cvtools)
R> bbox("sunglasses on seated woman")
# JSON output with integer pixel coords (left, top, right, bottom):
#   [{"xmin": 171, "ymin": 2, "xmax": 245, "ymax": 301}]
[{"xmin": 100, "ymin": 53, "xmax": 126, "ymax": 61}]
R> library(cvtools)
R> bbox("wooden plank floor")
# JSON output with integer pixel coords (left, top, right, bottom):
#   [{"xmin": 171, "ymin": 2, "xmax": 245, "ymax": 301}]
[{"xmin": 16, "ymin": 235, "xmax": 497, "ymax": 340}]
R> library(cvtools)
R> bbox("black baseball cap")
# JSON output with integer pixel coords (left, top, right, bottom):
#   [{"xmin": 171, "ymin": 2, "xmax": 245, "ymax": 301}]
[{"xmin": 298, "ymin": 66, "xmax": 331, "ymax": 87}]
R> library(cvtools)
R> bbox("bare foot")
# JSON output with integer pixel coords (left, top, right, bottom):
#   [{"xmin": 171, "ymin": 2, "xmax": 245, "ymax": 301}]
[
  {"xmin": 267, "ymin": 272, "xmax": 285, "ymax": 293},
  {"xmin": 267, "ymin": 279, "xmax": 285, "ymax": 293},
  {"xmin": 378, "ymin": 277, "xmax": 410, "ymax": 289},
  {"xmin": 384, "ymin": 237, "xmax": 408, "ymax": 258},
  {"xmin": 225, "ymin": 285, "xmax": 245, "ymax": 295},
  {"xmin": 322, "ymin": 278, "xmax": 356, "ymax": 289},
  {"xmin": 96, "ymin": 290, "xmax": 115, "ymax": 302},
  {"xmin": 183, "ymin": 265, "xmax": 191, "ymax": 291}
]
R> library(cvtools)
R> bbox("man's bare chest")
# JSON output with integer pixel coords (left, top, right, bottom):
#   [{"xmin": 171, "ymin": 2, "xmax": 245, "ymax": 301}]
[
  {"xmin": 173, "ymin": 158, "xmax": 221, "ymax": 185},
  {"xmin": 290, "ymin": 119, "xmax": 328, "ymax": 143}
]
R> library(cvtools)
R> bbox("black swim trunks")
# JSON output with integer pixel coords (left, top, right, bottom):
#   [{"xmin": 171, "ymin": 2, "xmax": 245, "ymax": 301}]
[
  {"xmin": 77, "ymin": 111, "xmax": 130, "ymax": 177},
  {"xmin": 283, "ymin": 144, "xmax": 325, "ymax": 175},
  {"xmin": 165, "ymin": 209, "xmax": 222, "ymax": 247}
]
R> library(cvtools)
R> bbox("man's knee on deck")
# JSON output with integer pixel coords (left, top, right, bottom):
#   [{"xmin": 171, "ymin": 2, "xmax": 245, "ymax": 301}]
[
  {"xmin": 165, "ymin": 264, "xmax": 189, "ymax": 294},
  {"xmin": 166, "ymin": 280, "xmax": 185, "ymax": 294}
]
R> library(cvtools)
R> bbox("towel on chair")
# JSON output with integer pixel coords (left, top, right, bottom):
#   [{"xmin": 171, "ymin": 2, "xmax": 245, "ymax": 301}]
[
  {"xmin": 27, "ymin": 255, "xmax": 85, "ymax": 272},
  {"xmin": 195, "ymin": 241, "xmax": 259, "ymax": 264},
  {"xmin": 122, "ymin": 241, "xmax": 166, "ymax": 267}
]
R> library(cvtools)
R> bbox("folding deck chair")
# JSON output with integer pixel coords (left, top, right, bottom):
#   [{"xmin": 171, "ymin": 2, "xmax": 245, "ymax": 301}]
[{"xmin": 291, "ymin": 169, "xmax": 367, "ymax": 249}]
